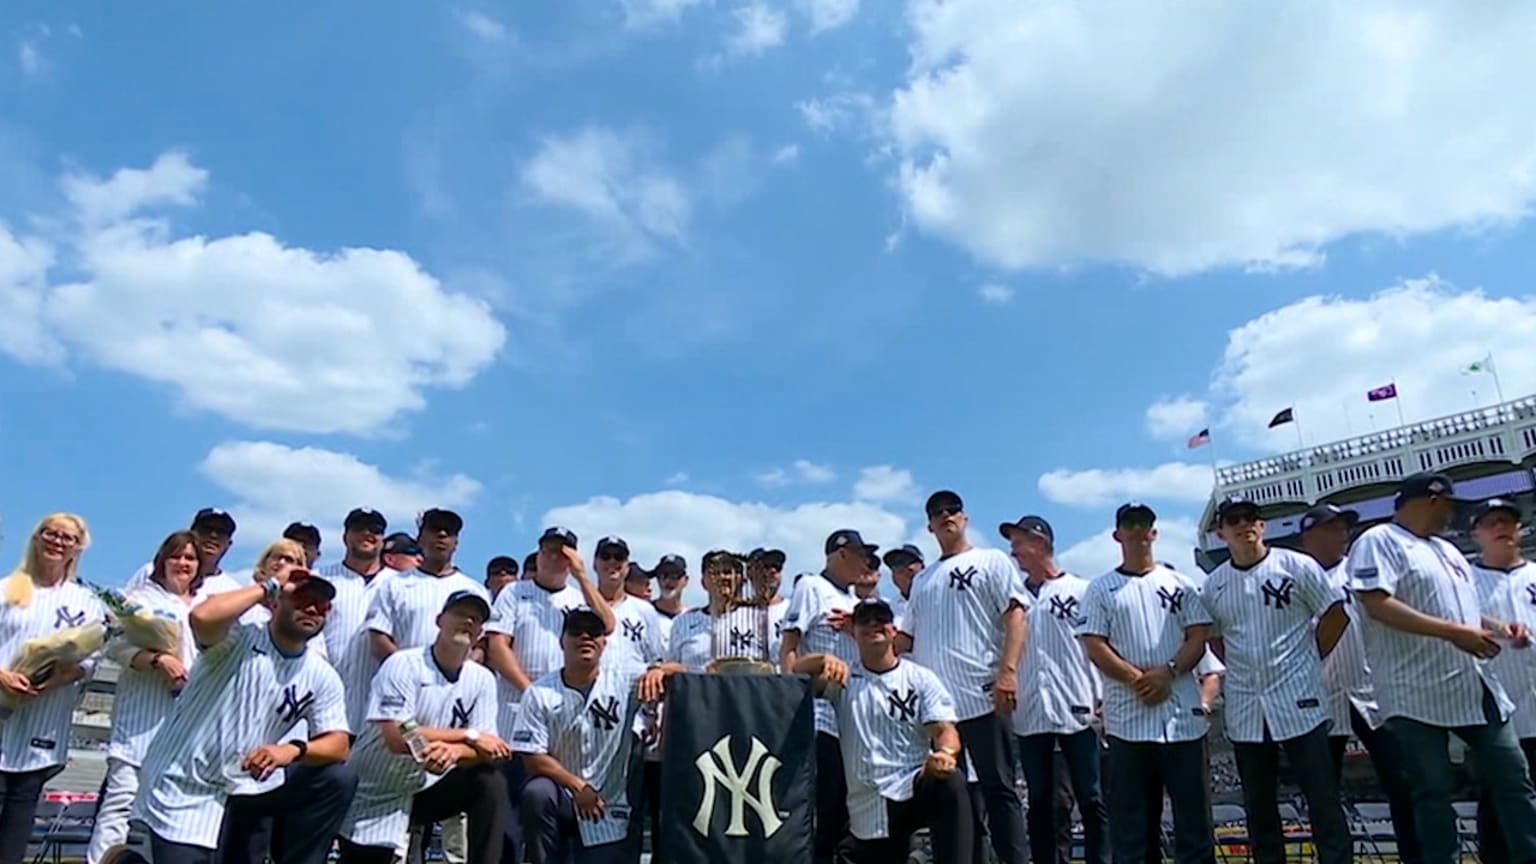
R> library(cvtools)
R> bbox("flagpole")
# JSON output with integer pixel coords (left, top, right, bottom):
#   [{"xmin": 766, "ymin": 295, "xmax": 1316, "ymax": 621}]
[
  {"xmin": 1490, "ymin": 353, "xmax": 1507, "ymax": 405},
  {"xmin": 1391, "ymin": 378, "xmax": 1406, "ymax": 426},
  {"xmin": 1342, "ymin": 401, "xmax": 1354, "ymax": 437}
]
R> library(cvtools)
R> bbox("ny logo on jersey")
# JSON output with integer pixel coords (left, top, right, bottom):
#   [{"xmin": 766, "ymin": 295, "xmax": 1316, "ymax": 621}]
[
  {"xmin": 693, "ymin": 736, "xmax": 784, "ymax": 838},
  {"xmin": 774, "ymin": 619, "xmax": 786, "ymax": 639},
  {"xmin": 1156, "ymin": 586, "xmax": 1184, "ymax": 613},
  {"xmin": 450, "ymin": 698, "xmax": 474, "ymax": 729},
  {"xmin": 54, "ymin": 606, "xmax": 85, "ymax": 628},
  {"xmin": 276, "ymin": 685, "xmax": 315, "ymax": 726},
  {"xmin": 1525, "ymin": 584, "xmax": 1536, "ymax": 607},
  {"xmin": 948, "ymin": 566, "xmax": 977, "ymax": 592},
  {"xmin": 729, "ymin": 628, "xmax": 755, "ymax": 652},
  {"xmin": 887, "ymin": 689, "xmax": 919, "ymax": 723},
  {"xmin": 1261, "ymin": 577, "xmax": 1295, "ymax": 610},
  {"xmin": 588, "ymin": 696, "xmax": 622, "ymax": 731},
  {"xmin": 622, "ymin": 619, "xmax": 646, "ymax": 643},
  {"xmin": 1048, "ymin": 596, "xmax": 1080, "ymax": 621}
]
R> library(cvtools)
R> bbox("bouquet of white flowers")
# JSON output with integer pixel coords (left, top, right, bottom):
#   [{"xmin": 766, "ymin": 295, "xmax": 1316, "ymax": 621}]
[
  {"xmin": 1, "ymin": 620, "xmax": 107, "ymax": 719},
  {"xmin": 87, "ymin": 583, "xmax": 182, "ymax": 656}
]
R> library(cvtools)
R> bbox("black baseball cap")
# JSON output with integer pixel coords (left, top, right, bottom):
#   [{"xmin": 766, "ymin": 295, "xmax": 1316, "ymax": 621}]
[
  {"xmin": 865, "ymin": 551, "xmax": 881, "ymax": 572},
  {"xmin": 441, "ymin": 589, "xmax": 491, "ymax": 620},
  {"xmin": 701, "ymin": 549, "xmax": 745, "ymax": 571},
  {"xmin": 1213, "ymin": 496, "xmax": 1261, "ymax": 528},
  {"xmin": 419, "ymin": 509, "xmax": 464, "ymax": 535},
  {"xmin": 1395, "ymin": 472, "xmax": 1470, "ymax": 509},
  {"xmin": 925, "ymin": 490, "xmax": 964, "ymax": 517},
  {"xmin": 486, "ymin": 555, "xmax": 519, "ymax": 575},
  {"xmin": 1115, "ymin": 501, "xmax": 1157, "ymax": 525},
  {"xmin": 825, "ymin": 529, "xmax": 878, "ymax": 556},
  {"xmin": 656, "ymin": 554, "xmax": 686, "ymax": 576},
  {"xmin": 539, "ymin": 526, "xmax": 578, "ymax": 548},
  {"xmin": 999, "ymin": 515, "xmax": 1054, "ymax": 543},
  {"xmin": 522, "ymin": 552, "xmax": 538, "ymax": 574},
  {"xmin": 344, "ymin": 508, "xmax": 387, "ymax": 533},
  {"xmin": 562, "ymin": 608, "xmax": 606, "ymax": 637},
  {"xmin": 626, "ymin": 563, "xmax": 652, "ymax": 583},
  {"xmin": 1473, "ymin": 498, "xmax": 1522, "ymax": 525},
  {"xmin": 595, "ymin": 536, "xmax": 630, "ymax": 557},
  {"xmin": 283, "ymin": 522, "xmax": 322, "ymax": 547},
  {"xmin": 851, "ymin": 598, "xmax": 896, "ymax": 625},
  {"xmin": 749, "ymin": 548, "xmax": 787, "ymax": 569},
  {"xmin": 382, "ymin": 533, "xmax": 422, "ymax": 557},
  {"xmin": 286, "ymin": 570, "xmax": 337, "ymax": 601},
  {"xmin": 191, "ymin": 508, "xmax": 237, "ymax": 535},
  {"xmin": 882, "ymin": 544, "xmax": 925, "ymax": 568},
  {"xmin": 1299, "ymin": 504, "xmax": 1359, "ymax": 534}
]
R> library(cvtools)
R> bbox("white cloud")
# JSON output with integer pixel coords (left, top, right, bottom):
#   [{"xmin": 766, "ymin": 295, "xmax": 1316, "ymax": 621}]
[
  {"xmin": 665, "ymin": 472, "xmax": 690, "ymax": 485},
  {"xmin": 757, "ymin": 459, "xmax": 837, "ymax": 488},
  {"xmin": 1145, "ymin": 396, "xmax": 1210, "ymax": 441},
  {"xmin": 455, "ymin": 9, "xmax": 509, "ymax": 42},
  {"xmin": 772, "ymin": 144, "xmax": 801, "ymax": 164},
  {"xmin": 976, "ymin": 283, "xmax": 1013, "ymax": 305},
  {"xmin": 619, "ymin": 0, "xmax": 710, "ymax": 28},
  {"xmin": 1039, "ymin": 462, "xmax": 1215, "ymax": 508},
  {"xmin": 796, "ymin": 92, "xmax": 877, "ymax": 137},
  {"xmin": 725, "ymin": 3, "xmax": 788, "ymax": 57},
  {"xmin": 200, "ymin": 441, "xmax": 482, "ymax": 555},
  {"xmin": 852, "ymin": 466, "xmax": 917, "ymax": 503},
  {"xmin": 887, "ymin": 2, "xmax": 1536, "ymax": 275},
  {"xmin": 17, "ymin": 40, "xmax": 41, "ymax": 77},
  {"xmin": 1059, "ymin": 517, "xmax": 1202, "ymax": 578},
  {"xmin": 799, "ymin": 0, "xmax": 859, "ymax": 33},
  {"xmin": 0, "ymin": 152, "xmax": 506, "ymax": 435}
]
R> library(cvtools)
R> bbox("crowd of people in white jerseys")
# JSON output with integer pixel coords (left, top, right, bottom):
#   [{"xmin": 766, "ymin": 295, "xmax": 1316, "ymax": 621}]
[{"xmin": 2, "ymin": 471, "xmax": 1536, "ymax": 864}]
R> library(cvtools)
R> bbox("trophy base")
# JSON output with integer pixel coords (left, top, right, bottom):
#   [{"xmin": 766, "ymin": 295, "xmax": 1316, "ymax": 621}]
[{"xmin": 710, "ymin": 658, "xmax": 777, "ymax": 676}]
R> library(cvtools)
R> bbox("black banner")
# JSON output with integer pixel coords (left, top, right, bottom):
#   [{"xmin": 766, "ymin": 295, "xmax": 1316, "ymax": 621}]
[{"xmin": 660, "ymin": 673, "xmax": 816, "ymax": 864}]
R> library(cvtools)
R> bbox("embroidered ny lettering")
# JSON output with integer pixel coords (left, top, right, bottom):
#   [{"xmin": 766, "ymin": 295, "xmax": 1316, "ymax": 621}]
[
  {"xmin": 1156, "ymin": 586, "xmax": 1184, "ymax": 613},
  {"xmin": 1048, "ymin": 595, "xmax": 1080, "ymax": 621},
  {"xmin": 450, "ymin": 698, "xmax": 474, "ymax": 729},
  {"xmin": 1261, "ymin": 577, "xmax": 1295, "ymax": 610},
  {"xmin": 587, "ymin": 696, "xmax": 622, "ymax": 731},
  {"xmin": 948, "ymin": 566, "xmax": 977, "ymax": 592},
  {"xmin": 887, "ymin": 689, "xmax": 919, "ymax": 723},
  {"xmin": 622, "ymin": 619, "xmax": 646, "ymax": 642},
  {"xmin": 276, "ymin": 685, "xmax": 315, "ymax": 726},
  {"xmin": 54, "ymin": 606, "xmax": 86, "ymax": 628}
]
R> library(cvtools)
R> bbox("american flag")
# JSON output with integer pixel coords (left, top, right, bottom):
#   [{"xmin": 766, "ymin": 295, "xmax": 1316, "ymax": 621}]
[{"xmin": 1187, "ymin": 428, "xmax": 1211, "ymax": 449}]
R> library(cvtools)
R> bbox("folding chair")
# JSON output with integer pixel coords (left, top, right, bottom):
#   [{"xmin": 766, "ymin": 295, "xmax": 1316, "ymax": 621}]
[
  {"xmin": 31, "ymin": 800, "xmax": 97, "ymax": 864},
  {"xmin": 1277, "ymin": 801, "xmax": 1313, "ymax": 862},
  {"xmin": 1210, "ymin": 803, "xmax": 1249, "ymax": 864},
  {"xmin": 1451, "ymin": 801, "xmax": 1481, "ymax": 863},
  {"xmin": 1349, "ymin": 801, "xmax": 1395, "ymax": 863}
]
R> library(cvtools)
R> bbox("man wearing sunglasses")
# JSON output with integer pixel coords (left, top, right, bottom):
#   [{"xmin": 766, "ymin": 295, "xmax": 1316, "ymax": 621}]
[
  {"xmin": 318, "ymin": 508, "xmax": 393, "ymax": 738},
  {"xmin": 132, "ymin": 568, "xmax": 355, "ymax": 864},
  {"xmin": 486, "ymin": 557, "xmax": 519, "ymax": 601},
  {"xmin": 650, "ymin": 555, "xmax": 689, "ymax": 634},
  {"xmin": 368, "ymin": 510, "xmax": 490, "ymax": 662}
]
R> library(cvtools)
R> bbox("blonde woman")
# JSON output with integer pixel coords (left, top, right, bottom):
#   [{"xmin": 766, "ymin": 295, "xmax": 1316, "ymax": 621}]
[
  {"xmin": 87, "ymin": 531, "xmax": 202, "ymax": 864},
  {"xmin": 0, "ymin": 513, "xmax": 107, "ymax": 864}
]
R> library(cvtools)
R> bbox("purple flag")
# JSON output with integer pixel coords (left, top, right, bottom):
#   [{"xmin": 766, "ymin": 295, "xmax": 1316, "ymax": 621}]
[{"xmin": 1367, "ymin": 383, "xmax": 1398, "ymax": 402}]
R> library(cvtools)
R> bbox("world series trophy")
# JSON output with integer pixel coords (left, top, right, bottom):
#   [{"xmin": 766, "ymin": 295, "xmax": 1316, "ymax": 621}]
[{"xmin": 704, "ymin": 550, "xmax": 776, "ymax": 676}]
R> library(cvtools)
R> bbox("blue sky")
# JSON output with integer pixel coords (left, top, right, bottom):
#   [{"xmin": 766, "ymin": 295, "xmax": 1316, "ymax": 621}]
[{"xmin": 4, "ymin": 1, "xmax": 1536, "ymax": 599}]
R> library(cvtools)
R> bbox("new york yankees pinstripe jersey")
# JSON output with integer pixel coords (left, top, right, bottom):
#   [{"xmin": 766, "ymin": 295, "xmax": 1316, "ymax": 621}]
[
  {"xmin": 0, "ymin": 581, "xmax": 106, "ymax": 772},
  {"xmin": 602, "ymin": 595, "xmax": 666, "ymax": 671},
  {"xmin": 782, "ymin": 573, "xmax": 859, "ymax": 736},
  {"xmin": 131, "ymin": 623, "xmax": 349, "ymax": 849},
  {"xmin": 664, "ymin": 607, "xmax": 765, "ymax": 672},
  {"xmin": 104, "ymin": 582, "xmax": 198, "ymax": 768},
  {"xmin": 366, "ymin": 568, "xmax": 490, "ymax": 654},
  {"xmin": 1013, "ymin": 574, "xmax": 1102, "ymax": 738},
  {"xmin": 767, "ymin": 597, "xmax": 789, "ymax": 660},
  {"xmin": 126, "ymin": 566, "xmax": 243, "ymax": 600},
  {"xmin": 900, "ymin": 548, "xmax": 1030, "ymax": 721},
  {"xmin": 340, "ymin": 646, "xmax": 499, "ymax": 851},
  {"xmin": 1201, "ymin": 548, "xmax": 1340, "ymax": 743},
  {"xmin": 1320, "ymin": 559, "xmax": 1380, "ymax": 732},
  {"xmin": 317, "ymin": 562, "xmax": 395, "ymax": 733},
  {"xmin": 1349, "ymin": 523, "xmax": 1513, "ymax": 728},
  {"xmin": 827, "ymin": 658, "xmax": 958, "ymax": 841},
  {"xmin": 1080, "ymin": 566, "xmax": 1212, "ymax": 744},
  {"xmin": 484, "ymin": 580, "xmax": 593, "ymax": 737},
  {"xmin": 1473, "ymin": 560, "xmax": 1536, "ymax": 739},
  {"xmin": 511, "ymin": 660, "xmax": 645, "ymax": 849},
  {"xmin": 241, "ymin": 604, "xmax": 328, "ymax": 661}
]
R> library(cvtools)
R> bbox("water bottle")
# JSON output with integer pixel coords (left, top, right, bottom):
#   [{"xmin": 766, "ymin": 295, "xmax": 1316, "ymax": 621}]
[{"xmin": 400, "ymin": 719, "xmax": 430, "ymax": 763}]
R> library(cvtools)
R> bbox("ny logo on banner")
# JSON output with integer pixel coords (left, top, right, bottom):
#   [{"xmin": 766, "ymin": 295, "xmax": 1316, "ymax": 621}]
[
  {"xmin": 54, "ymin": 606, "xmax": 85, "ymax": 628},
  {"xmin": 276, "ymin": 685, "xmax": 315, "ymax": 725},
  {"xmin": 1526, "ymin": 584, "xmax": 1536, "ymax": 607},
  {"xmin": 450, "ymin": 698, "xmax": 474, "ymax": 729},
  {"xmin": 1157, "ymin": 587, "xmax": 1184, "ymax": 613},
  {"xmin": 1048, "ymin": 596, "xmax": 1080, "ymax": 621},
  {"xmin": 729, "ymin": 628, "xmax": 755, "ymax": 652},
  {"xmin": 623, "ymin": 619, "xmax": 646, "ymax": 643},
  {"xmin": 948, "ymin": 566, "xmax": 977, "ymax": 592},
  {"xmin": 887, "ymin": 689, "xmax": 918, "ymax": 723},
  {"xmin": 1262, "ymin": 578, "xmax": 1295, "ymax": 610},
  {"xmin": 588, "ymin": 696, "xmax": 622, "ymax": 731},
  {"xmin": 693, "ymin": 736, "xmax": 784, "ymax": 838}
]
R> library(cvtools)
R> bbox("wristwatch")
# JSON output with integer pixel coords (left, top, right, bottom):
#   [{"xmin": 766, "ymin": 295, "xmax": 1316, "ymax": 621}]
[
  {"xmin": 464, "ymin": 729, "xmax": 481, "ymax": 746},
  {"xmin": 1166, "ymin": 659, "xmax": 1179, "ymax": 675},
  {"xmin": 287, "ymin": 739, "xmax": 308, "ymax": 759}
]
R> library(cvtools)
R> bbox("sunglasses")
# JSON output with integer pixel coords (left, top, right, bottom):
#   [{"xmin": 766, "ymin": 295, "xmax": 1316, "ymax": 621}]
[
  {"xmin": 290, "ymin": 593, "xmax": 332, "ymax": 615},
  {"xmin": 566, "ymin": 626, "xmax": 604, "ymax": 639},
  {"xmin": 597, "ymin": 552, "xmax": 629, "ymax": 562},
  {"xmin": 489, "ymin": 566, "xmax": 517, "ymax": 576},
  {"xmin": 928, "ymin": 505, "xmax": 963, "ymax": 518},
  {"xmin": 1221, "ymin": 512, "xmax": 1259, "ymax": 526}
]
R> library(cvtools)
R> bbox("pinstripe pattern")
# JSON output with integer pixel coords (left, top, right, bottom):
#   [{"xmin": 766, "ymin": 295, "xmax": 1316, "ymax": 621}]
[
  {"xmin": 1079, "ymin": 566, "xmax": 1212, "ymax": 743},
  {"xmin": 511, "ymin": 660, "xmax": 645, "ymax": 849},
  {"xmin": 607, "ymin": 596, "xmax": 666, "ymax": 669},
  {"xmin": 1013, "ymin": 575, "xmax": 1102, "ymax": 737},
  {"xmin": 782, "ymin": 574, "xmax": 859, "ymax": 735},
  {"xmin": 663, "ymin": 608, "xmax": 761, "ymax": 672},
  {"xmin": 900, "ymin": 548, "xmax": 1029, "ymax": 721},
  {"xmin": 340, "ymin": 646, "xmax": 499, "ymax": 851},
  {"xmin": 0, "ymin": 581, "xmax": 106, "ymax": 772},
  {"xmin": 768, "ymin": 597, "xmax": 789, "ymax": 661},
  {"xmin": 827, "ymin": 659, "xmax": 957, "ymax": 841},
  {"xmin": 104, "ymin": 583, "xmax": 198, "ymax": 768},
  {"xmin": 365, "ymin": 568, "xmax": 489, "ymax": 652},
  {"xmin": 1201, "ymin": 548, "xmax": 1339, "ymax": 743},
  {"xmin": 1473, "ymin": 561, "xmax": 1536, "ymax": 739},
  {"xmin": 1348, "ymin": 523, "xmax": 1513, "ymax": 728},
  {"xmin": 317, "ymin": 562, "xmax": 395, "ymax": 733},
  {"xmin": 1319, "ymin": 559, "xmax": 1380, "ymax": 732},
  {"xmin": 131, "ymin": 622, "xmax": 349, "ymax": 849},
  {"xmin": 484, "ymin": 580, "xmax": 593, "ymax": 738}
]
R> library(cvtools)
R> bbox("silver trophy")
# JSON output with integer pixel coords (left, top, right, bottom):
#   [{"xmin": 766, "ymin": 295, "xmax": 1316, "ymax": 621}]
[{"xmin": 704, "ymin": 550, "xmax": 775, "ymax": 675}]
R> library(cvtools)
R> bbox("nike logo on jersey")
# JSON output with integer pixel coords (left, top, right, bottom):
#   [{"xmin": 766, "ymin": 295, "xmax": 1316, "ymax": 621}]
[
  {"xmin": 948, "ymin": 566, "xmax": 977, "ymax": 591},
  {"xmin": 276, "ymin": 685, "xmax": 316, "ymax": 725},
  {"xmin": 588, "ymin": 696, "xmax": 622, "ymax": 731},
  {"xmin": 1156, "ymin": 586, "xmax": 1184, "ymax": 613},
  {"xmin": 1261, "ymin": 577, "xmax": 1295, "ymax": 610},
  {"xmin": 887, "ymin": 689, "xmax": 918, "ymax": 723},
  {"xmin": 1047, "ymin": 595, "xmax": 1080, "ymax": 621},
  {"xmin": 54, "ymin": 606, "xmax": 86, "ymax": 628},
  {"xmin": 451, "ymin": 698, "xmax": 474, "ymax": 729},
  {"xmin": 622, "ymin": 619, "xmax": 646, "ymax": 642}
]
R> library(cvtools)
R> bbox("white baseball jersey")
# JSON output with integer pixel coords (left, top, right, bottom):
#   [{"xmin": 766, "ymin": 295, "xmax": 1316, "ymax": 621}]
[
  {"xmin": 664, "ymin": 607, "xmax": 768, "ymax": 672},
  {"xmin": 341, "ymin": 647, "xmax": 499, "ymax": 851},
  {"xmin": 317, "ymin": 562, "xmax": 395, "ymax": 733},
  {"xmin": 104, "ymin": 582, "xmax": 198, "ymax": 768},
  {"xmin": 241, "ymin": 604, "xmax": 328, "ymax": 662},
  {"xmin": 131, "ymin": 623, "xmax": 349, "ymax": 849},
  {"xmin": 366, "ymin": 568, "xmax": 490, "ymax": 654},
  {"xmin": 827, "ymin": 659, "xmax": 957, "ymax": 841},
  {"xmin": 1079, "ymin": 566, "xmax": 1212, "ymax": 744},
  {"xmin": 607, "ymin": 595, "xmax": 666, "ymax": 670},
  {"xmin": 1320, "ymin": 559, "xmax": 1381, "ymax": 732},
  {"xmin": 1201, "ymin": 548, "xmax": 1340, "ymax": 743},
  {"xmin": 1013, "ymin": 575, "xmax": 1103, "ymax": 738},
  {"xmin": 485, "ymin": 579, "xmax": 593, "ymax": 737},
  {"xmin": 900, "ymin": 548, "xmax": 1030, "ymax": 721},
  {"xmin": 781, "ymin": 574, "xmax": 859, "ymax": 736},
  {"xmin": 511, "ymin": 660, "xmax": 645, "ymax": 849},
  {"xmin": 1473, "ymin": 560, "xmax": 1536, "ymax": 739},
  {"xmin": 1348, "ymin": 523, "xmax": 1513, "ymax": 728},
  {"xmin": 0, "ymin": 581, "xmax": 106, "ymax": 772},
  {"xmin": 126, "ymin": 566, "xmax": 243, "ymax": 599}
]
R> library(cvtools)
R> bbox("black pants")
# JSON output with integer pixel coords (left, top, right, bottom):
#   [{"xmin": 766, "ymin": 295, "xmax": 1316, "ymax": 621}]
[
  {"xmin": 1019, "ymin": 730, "xmax": 1110, "ymax": 864},
  {"xmin": 835, "ymin": 769, "xmax": 974, "ymax": 864},
  {"xmin": 337, "ymin": 763, "xmax": 508, "ymax": 864},
  {"xmin": 1232, "ymin": 723, "xmax": 1350, "ymax": 864},
  {"xmin": 148, "ymin": 833, "xmax": 217, "ymax": 864},
  {"xmin": 1329, "ymin": 707, "xmax": 1422, "ymax": 864},
  {"xmin": 220, "ymin": 762, "xmax": 359, "ymax": 864},
  {"xmin": 957, "ymin": 713, "xmax": 1028, "ymax": 864},
  {"xmin": 1477, "ymin": 736, "xmax": 1536, "ymax": 864},
  {"xmin": 0, "ymin": 766, "xmax": 63, "ymax": 864},
  {"xmin": 500, "ymin": 757, "xmax": 526, "ymax": 864},
  {"xmin": 816, "ymin": 732, "xmax": 849, "ymax": 863},
  {"xmin": 640, "ymin": 762, "xmax": 661, "ymax": 864},
  {"xmin": 1106, "ymin": 737, "xmax": 1213, "ymax": 864}
]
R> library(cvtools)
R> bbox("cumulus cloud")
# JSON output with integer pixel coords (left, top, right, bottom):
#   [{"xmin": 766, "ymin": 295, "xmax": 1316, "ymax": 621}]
[
  {"xmin": 853, "ymin": 466, "xmax": 917, "ymax": 503},
  {"xmin": 724, "ymin": 3, "xmax": 788, "ymax": 57},
  {"xmin": 976, "ymin": 283, "xmax": 1013, "ymax": 305},
  {"xmin": 757, "ymin": 459, "xmax": 838, "ymax": 488},
  {"xmin": 887, "ymin": 1, "xmax": 1536, "ymax": 275},
  {"xmin": 1145, "ymin": 396, "xmax": 1210, "ymax": 442},
  {"xmin": 455, "ymin": 9, "xmax": 510, "ymax": 42},
  {"xmin": 1039, "ymin": 463, "xmax": 1215, "ymax": 508},
  {"xmin": 1058, "ymin": 516, "xmax": 1202, "ymax": 577},
  {"xmin": 799, "ymin": 0, "xmax": 859, "ymax": 33},
  {"xmin": 619, "ymin": 0, "xmax": 710, "ymax": 29},
  {"xmin": 0, "ymin": 152, "xmax": 506, "ymax": 435}
]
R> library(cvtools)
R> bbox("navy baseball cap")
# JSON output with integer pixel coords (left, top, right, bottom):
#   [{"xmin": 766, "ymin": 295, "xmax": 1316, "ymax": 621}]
[
  {"xmin": 286, "ymin": 570, "xmax": 337, "ymax": 601},
  {"xmin": 1395, "ymin": 472, "xmax": 1470, "ymax": 509},
  {"xmin": 563, "ymin": 608, "xmax": 606, "ymax": 636},
  {"xmin": 1299, "ymin": 504, "xmax": 1359, "ymax": 534},
  {"xmin": 344, "ymin": 508, "xmax": 387, "ymax": 533},
  {"xmin": 522, "ymin": 552, "xmax": 538, "ymax": 574},
  {"xmin": 595, "ymin": 535, "xmax": 630, "ymax": 557},
  {"xmin": 539, "ymin": 526, "xmax": 578, "ymax": 548},
  {"xmin": 382, "ymin": 533, "xmax": 422, "ymax": 557},
  {"xmin": 1472, "ymin": 498, "xmax": 1522, "ymax": 524},
  {"xmin": 283, "ymin": 522, "xmax": 322, "ymax": 547},
  {"xmin": 625, "ymin": 563, "xmax": 651, "ymax": 583},
  {"xmin": 999, "ymin": 515, "xmax": 1054, "ymax": 543},
  {"xmin": 825, "ymin": 529, "xmax": 878, "ymax": 556},
  {"xmin": 1213, "ymin": 496, "xmax": 1261, "ymax": 528},
  {"xmin": 420, "ymin": 509, "xmax": 464, "ymax": 535},
  {"xmin": 701, "ymin": 549, "xmax": 744, "ymax": 571},
  {"xmin": 656, "ymin": 554, "xmax": 686, "ymax": 575},
  {"xmin": 882, "ymin": 544, "xmax": 925, "ymax": 568},
  {"xmin": 486, "ymin": 555, "xmax": 519, "ymax": 575},
  {"xmin": 749, "ymin": 548, "xmax": 787, "ymax": 569},
  {"xmin": 851, "ymin": 598, "xmax": 896, "ymax": 625},
  {"xmin": 1115, "ymin": 501, "xmax": 1157, "ymax": 525},
  {"xmin": 925, "ymin": 490, "xmax": 964, "ymax": 517},
  {"xmin": 191, "ymin": 507, "xmax": 236, "ymax": 535},
  {"xmin": 441, "ymin": 589, "xmax": 491, "ymax": 620}
]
